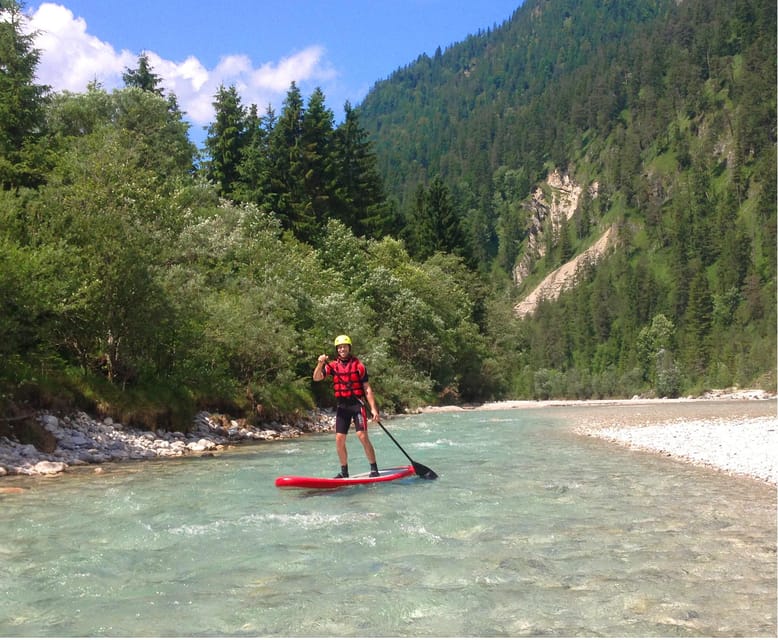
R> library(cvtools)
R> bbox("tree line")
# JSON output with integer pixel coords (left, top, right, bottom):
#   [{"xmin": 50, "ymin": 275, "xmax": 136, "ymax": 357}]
[{"xmin": 203, "ymin": 81, "xmax": 472, "ymax": 262}]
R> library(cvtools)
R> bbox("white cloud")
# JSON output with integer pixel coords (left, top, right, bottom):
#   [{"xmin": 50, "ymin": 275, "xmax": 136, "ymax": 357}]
[
  {"xmin": 251, "ymin": 46, "xmax": 335, "ymax": 92},
  {"xmin": 26, "ymin": 3, "xmax": 338, "ymax": 127},
  {"xmin": 29, "ymin": 3, "xmax": 135, "ymax": 91}
]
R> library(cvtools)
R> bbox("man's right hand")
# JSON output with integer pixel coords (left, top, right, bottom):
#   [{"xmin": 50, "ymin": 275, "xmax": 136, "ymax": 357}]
[{"xmin": 313, "ymin": 355, "xmax": 328, "ymax": 381}]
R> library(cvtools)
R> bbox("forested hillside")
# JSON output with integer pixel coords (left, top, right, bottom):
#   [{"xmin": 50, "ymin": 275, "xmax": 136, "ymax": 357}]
[
  {"xmin": 0, "ymin": 0, "xmax": 774, "ymax": 432},
  {"xmin": 358, "ymin": 0, "xmax": 776, "ymax": 399}
]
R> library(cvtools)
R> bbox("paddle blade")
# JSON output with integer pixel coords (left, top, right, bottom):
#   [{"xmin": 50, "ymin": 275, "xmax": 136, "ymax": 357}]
[
  {"xmin": 412, "ymin": 461, "xmax": 438, "ymax": 480},
  {"xmin": 373, "ymin": 417, "xmax": 438, "ymax": 480}
]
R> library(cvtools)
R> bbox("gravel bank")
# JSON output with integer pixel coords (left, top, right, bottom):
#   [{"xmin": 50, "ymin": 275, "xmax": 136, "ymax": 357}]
[{"xmin": 575, "ymin": 414, "xmax": 777, "ymax": 485}]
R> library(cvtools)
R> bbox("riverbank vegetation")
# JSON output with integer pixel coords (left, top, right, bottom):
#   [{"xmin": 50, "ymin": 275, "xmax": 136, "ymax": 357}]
[{"xmin": 0, "ymin": 0, "xmax": 774, "ymax": 431}]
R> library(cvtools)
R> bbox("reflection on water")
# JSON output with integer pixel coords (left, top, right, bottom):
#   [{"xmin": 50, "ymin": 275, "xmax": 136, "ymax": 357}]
[{"xmin": 0, "ymin": 404, "xmax": 775, "ymax": 636}]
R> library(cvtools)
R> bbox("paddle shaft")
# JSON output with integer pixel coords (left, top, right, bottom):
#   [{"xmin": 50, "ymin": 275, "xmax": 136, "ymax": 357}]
[
  {"xmin": 374, "ymin": 419, "xmax": 415, "ymax": 464},
  {"xmin": 357, "ymin": 398, "xmax": 437, "ymax": 480}
]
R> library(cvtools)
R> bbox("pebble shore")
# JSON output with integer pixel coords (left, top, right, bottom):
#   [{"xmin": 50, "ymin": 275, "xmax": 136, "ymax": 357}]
[
  {"xmin": 575, "ymin": 414, "xmax": 777, "ymax": 485},
  {"xmin": 566, "ymin": 391, "xmax": 777, "ymax": 485},
  {"xmin": 0, "ymin": 410, "xmax": 334, "ymax": 479}
]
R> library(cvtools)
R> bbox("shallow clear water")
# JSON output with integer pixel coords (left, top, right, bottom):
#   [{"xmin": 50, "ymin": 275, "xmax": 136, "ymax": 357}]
[{"xmin": 0, "ymin": 407, "xmax": 775, "ymax": 637}]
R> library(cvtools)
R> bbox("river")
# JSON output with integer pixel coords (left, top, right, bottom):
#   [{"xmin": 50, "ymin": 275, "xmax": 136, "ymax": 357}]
[{"xmin": 1, "ymin": 406, "xmax": 775, "ymax": 636}]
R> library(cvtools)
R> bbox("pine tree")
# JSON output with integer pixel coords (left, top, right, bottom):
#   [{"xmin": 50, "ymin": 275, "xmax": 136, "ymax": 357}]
[
  {"xmin": 266, "ymin": 82, "xmax": 306, "ymax": 234},
  {"xmin": 682, "ymin": 264, "xmax": 713, "ymax": 375},
  {"xmin": 122, "ymin": 53, "xmax": 163, "ymax": 95},
  {"xmin": 411, "ymin": 177, "xmax": 466, "ymax": 259},
  {"xmin": 332, "ymin": 101, "xmax": 394, "ymax": 237},
  {"xmin": 204, "ymin": 84, "xmax": 247, "ymax": 197},
  {"xmin": 558, "ymin": 214, "xmax": 573, "ymax": 264},
  {"xmin": 234, "ymin": 103, "xmax": 271, "ymax": 205},
  {"xmin": 299, "ymin": 87, "xmax": 335, "ymax": 241},
  {"xmin": 0, "ymin": 0, "xmax": 49, "ymax": 188}
]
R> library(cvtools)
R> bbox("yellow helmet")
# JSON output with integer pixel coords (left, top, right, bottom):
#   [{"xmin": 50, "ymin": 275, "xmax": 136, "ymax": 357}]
[{"xmin": 334, "ymin": 334, "xmax": 352, "ymax": 347}]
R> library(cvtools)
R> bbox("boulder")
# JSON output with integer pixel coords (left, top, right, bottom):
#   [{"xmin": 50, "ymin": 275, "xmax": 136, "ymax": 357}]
[{"xmin": 33, "ymin": 460, "xmax": 67, "ymax": 475}]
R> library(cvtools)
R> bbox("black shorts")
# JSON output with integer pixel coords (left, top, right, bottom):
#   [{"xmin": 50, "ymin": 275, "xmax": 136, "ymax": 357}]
[{"xmin": 335, "ymin": 402, "xmax": 368, "ymax": 434}]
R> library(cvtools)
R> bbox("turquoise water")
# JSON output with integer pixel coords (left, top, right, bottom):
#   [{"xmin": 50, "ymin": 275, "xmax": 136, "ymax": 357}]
[{"xmin": 0, "ymin": 407, "xmax": 775, "ymax": 637}]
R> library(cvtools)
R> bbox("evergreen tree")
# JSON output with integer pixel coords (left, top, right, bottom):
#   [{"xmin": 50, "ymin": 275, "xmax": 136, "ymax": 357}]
[
  {"xmin": 204, "ymin": 84, "xmax": 247, "ymax": 197},
  {"xmin": 0, "ymin": 0, "xmax": 49, "ymax": 189},
  {"xmin": 122, "ymin": 54, "xmax": 193, "ymax": 171},
  {"xmin": 755, "ymin": 155, "xmax": 777, "ymax": 280},
  {"xmin": 122, "ymin": 91, "xmax": 193, "ymax": 175},
  {"xmin": 266, "ymin": 82, "xmax": 306, "ymax": 233},
  {"xmin": 492, "ymin": 166, "xmax": 530, "ymax": 274},
  {"xmin": 715, "ymin": 199, "xmax": 751, "ymax": 294},
  {"xmin": 299, "ymin": 87, "xmax": 335, "ymax": 241},
  {"xmin": 234, "ymin": 103, "xmax": 271, "ymax": 205},
  {"xmin": 410, "ymin": 177, "xmax": 466, "ymax": 259},
  {"xmin": 557, "ymin": 214, "xmax": 573, "ymax": 264},
  {"xmin": 682, "ymin": 264, "xmax": 713, "ymax": 375},
  {"xmin": 332, "ymin": 101, "xmax": 394, "ymax": 237},
  {"xmin": 464, "ymin": 200, "xmax": 498, "ymax": 272},
  {"xmin": 122, "ymin": 52, "xmax": 163, "ymax": 95},
  {"xmin": 574, "ymin": 186, "xmax": 592, "ymax": 240}
]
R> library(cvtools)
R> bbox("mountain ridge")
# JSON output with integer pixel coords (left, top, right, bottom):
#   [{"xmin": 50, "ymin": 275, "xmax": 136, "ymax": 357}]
[{"xmin": 355, "ymin": 0, "xmax": 777, "ymax": 397}]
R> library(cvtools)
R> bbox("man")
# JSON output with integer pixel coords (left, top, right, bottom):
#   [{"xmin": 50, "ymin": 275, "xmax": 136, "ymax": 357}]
[{"xmin": 313, "ymin": 335, "xmax": 380, "ymax": 478}]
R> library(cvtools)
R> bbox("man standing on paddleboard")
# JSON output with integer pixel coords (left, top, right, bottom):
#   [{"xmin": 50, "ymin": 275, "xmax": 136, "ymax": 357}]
[{"xmin": 313, "ymin": 335, "xmax": 381, "ymax": 478}]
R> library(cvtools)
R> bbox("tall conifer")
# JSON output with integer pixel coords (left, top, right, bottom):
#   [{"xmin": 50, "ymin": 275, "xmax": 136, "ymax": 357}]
[
  {"xmin": 332, "ymin": 102, "xmax": 394, "ymax": 237},
  {"xmin": 299, "ymin": 87, "xmax": 335, "ymax": 241},
  {"xmin": 0, "ymin": 0, "xmax": 48, "ymax": 188},
  {"xmin": 266, "ymin": 82, "xmax": 306, "ymax": 233},
  {"xmin": 122, "ymin": 53, "xmax": 163, "ymax": 95},
  {"xmin": 204, "ymin": 84, "xmax": 247, "ymax": 198}
]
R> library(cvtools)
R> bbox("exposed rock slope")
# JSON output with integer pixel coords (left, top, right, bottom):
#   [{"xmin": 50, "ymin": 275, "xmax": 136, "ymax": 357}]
[
  {"xmin": 512, "ymin": 169, "xmax": 613, "ymax": 318},
  {"xmin": 514, "ymin": 225, "xmax": 616, "ymax": 318}
]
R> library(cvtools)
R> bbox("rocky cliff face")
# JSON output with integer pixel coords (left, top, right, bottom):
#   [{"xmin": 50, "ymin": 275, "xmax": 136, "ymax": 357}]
[
  {"xmin": 514, "ymin": 224, "xmax": 616, "ymax": 318},
  {"xmin": 512, "ymin": 169, "xmax": 613, "ymax": 318},
  {"xmin": 513, "ymin": 169, "xmax": 592, "ymax": 286}
]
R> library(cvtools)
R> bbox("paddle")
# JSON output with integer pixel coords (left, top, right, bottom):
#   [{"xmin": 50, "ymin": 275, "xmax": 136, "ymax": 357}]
[
  {"xmin": 355, "ymin": 397, "xmax": 437, "ymax": 479},
  {"xmin": 374, "ymin": 417, "xmax": 438, "ymax": 480}
]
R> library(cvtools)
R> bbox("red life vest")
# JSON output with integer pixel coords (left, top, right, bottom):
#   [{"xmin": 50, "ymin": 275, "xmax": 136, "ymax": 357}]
[{"xmin": 326, "ymin": 357, "xmax": 367, "ymax": 400}]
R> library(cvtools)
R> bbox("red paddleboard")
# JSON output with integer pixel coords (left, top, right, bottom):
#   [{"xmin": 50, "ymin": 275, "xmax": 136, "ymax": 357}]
[{"xmin": 275, "ymin": 465, "xmax": 415, "ymax": 489}]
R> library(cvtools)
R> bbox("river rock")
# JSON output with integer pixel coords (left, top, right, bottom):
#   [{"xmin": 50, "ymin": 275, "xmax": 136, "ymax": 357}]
[
  {"xmin": 187, "ymin": 438, "xmax": 216, "ymax": 452},
  {"xmin": 33, "ymin": 460, "xmax": 67, "ymax": 475},
  {"xmin": 70, "ymin": 434, "xmax": 91, "ymax": 447}
]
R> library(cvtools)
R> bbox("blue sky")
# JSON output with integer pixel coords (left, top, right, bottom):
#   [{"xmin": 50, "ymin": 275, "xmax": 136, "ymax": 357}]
[{"xmin": 25, "ymin": 1, "xmax": 521, "ymax": 146}]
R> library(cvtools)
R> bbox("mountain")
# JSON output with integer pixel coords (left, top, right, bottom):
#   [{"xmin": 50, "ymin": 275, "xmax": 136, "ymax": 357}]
[{"xmin": 356, "ymin": 0, "xmax": 776, "ymax": 397}]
